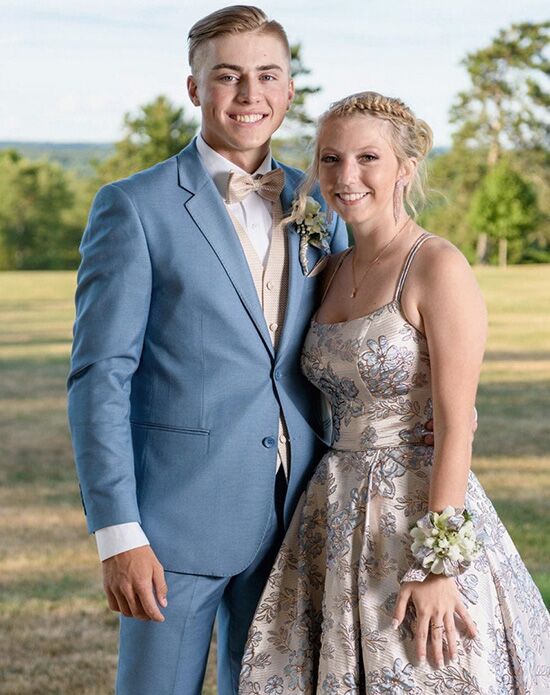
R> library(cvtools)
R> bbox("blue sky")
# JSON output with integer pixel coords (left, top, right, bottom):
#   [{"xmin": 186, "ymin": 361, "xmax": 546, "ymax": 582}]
[{"xmin": 1, "ymin": 0, "xmax": 548, "ymax": 147}]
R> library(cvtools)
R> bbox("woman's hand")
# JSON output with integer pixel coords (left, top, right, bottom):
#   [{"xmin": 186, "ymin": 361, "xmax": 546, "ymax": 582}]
[{"xmin": 392, "ymin": 575, "xmax": 477, "ymax": 668}]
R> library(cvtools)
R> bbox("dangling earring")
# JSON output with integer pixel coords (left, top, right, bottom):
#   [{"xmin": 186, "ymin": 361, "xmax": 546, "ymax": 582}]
[
  {"xmin": 326, "ymin": 207, "xmax": 333, "ymax": 225},
  {"xmin": 393, "ymin": 179, "xmax": 404, "ymax": 225}
]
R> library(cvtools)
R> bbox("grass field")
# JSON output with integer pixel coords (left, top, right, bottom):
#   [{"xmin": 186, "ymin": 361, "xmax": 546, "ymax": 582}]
[{"xmin": 1, "ymin": 266, "xmax": 549, "ymax": 694}]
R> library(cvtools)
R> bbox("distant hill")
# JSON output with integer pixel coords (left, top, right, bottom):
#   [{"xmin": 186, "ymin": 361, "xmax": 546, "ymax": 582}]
[
  {"xmin": 0, "ymin": 141, "xmax": 450, "ymax": 179},
  {"xmin": 0, "ymin": 141, "xmax": 114, "ymax": 177}
]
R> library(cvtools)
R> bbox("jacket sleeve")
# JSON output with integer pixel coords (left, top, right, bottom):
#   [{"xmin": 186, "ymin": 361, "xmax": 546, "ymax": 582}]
[{"xmin": 67, "ymin": 183, "xmax": 152, "ymax": 533}]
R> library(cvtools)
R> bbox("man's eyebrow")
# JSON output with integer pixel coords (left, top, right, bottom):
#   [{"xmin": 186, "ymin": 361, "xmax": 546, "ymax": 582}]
[
  {"xmin": 256, "ymin": 64, "xmax": 283, "ymax": 71},
  {"xmin": 211, "ymin": 63, "xmax": 242, "ymax": 71},
  {"xmin": 211, "ymin": 63, "xmax": 283, "ymax": 72}
]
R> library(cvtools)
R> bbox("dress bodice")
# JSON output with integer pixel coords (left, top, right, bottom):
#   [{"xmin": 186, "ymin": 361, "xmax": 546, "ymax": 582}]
[{"xmin": 301, "ymin": 234, "xmax": 433, "ymax": 450}]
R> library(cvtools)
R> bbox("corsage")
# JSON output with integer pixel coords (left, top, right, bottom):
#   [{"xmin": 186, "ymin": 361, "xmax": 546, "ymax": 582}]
[{"xmin": 401, "ymin": 505, "xmax": 485, "ymax": 583}]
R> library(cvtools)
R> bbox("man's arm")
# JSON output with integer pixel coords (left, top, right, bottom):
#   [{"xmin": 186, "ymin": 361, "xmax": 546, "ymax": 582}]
[
  {"xmin": 68, "ymin": 183, "xmax": 151, "ymax": 530},
  {"xmin": 68, "ymin": 183, "xmax": 166, "ymax": 621}
]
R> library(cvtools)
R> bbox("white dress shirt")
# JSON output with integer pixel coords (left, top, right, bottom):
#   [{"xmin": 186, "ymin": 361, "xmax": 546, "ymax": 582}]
[
  {"xmin": 196, "ymin": 134, "xmax": 274, "ymax": 264},
  {"xmin": 95, "ymin": 135, "xmax": 276, "ymax": 561}
]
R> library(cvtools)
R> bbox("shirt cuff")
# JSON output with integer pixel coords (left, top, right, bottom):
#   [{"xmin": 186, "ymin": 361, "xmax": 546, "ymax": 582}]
[{"xmin": 95, "ymin": 522, "xmax": 150, "ymax": 561}]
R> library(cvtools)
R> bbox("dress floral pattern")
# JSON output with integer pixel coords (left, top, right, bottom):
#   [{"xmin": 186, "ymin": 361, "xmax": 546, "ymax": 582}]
[{"xmin": 239, "ymin": 236, "xmax": 550, "ymax": 694}]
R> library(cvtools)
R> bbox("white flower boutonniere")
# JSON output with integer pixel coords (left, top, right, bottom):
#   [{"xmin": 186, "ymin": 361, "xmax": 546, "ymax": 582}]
[{"xmin": 293, "ymin": 196, "xmax": 331, "ymax": 275}]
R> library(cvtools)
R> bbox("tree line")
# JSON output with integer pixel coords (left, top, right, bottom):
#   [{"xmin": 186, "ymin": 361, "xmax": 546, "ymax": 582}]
[{"xmin": 0, "ymin": 22, "xmax": 548, "ymax": 270}]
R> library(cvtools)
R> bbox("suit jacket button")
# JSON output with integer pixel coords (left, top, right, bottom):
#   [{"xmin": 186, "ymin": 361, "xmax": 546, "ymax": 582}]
[
  {"xmin": 262, "ymin": 437, "xmax": 276, "ymax": 448},
  {"xmin": 274, "ymin": 369, "xmax": 282, "ymax": 380}
]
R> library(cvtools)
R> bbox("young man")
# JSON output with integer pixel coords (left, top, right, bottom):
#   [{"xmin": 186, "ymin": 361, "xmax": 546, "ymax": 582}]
[{"xmin": 68, "ymin": 7, "xmax": 347, "ymax": 694}]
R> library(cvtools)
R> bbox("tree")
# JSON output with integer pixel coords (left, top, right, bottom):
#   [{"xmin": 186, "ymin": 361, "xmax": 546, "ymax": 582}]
[
  {"xmin": 287, "ymin": 43, "xmax": 322, "ymax": 127},
  {"xmin": 419, "ymin": 147, "xmax": 488, "ymax": 262},
  {"xmin": 0, "ymin": 150, "xmax": 77, "ymax": 269},
  {"xmin": 450, "ymin": 21, "xmax": 549, "ymax": 166},
  {"xmin": 468, "ymin": 160, "xmax": 539, "ymax": 265},
  {"xmin": 272, "ymin": 43, "xmax": 322, "ymax": 169},
  {"xmin": 97, "ymin": 95, "xmax": 198, "ymax": 183}
]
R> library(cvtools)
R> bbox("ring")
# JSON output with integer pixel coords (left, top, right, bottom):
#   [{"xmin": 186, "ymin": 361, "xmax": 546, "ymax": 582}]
[{"xmin": 430, "ymin": 623, "xmax": 445, "ymax": 631}]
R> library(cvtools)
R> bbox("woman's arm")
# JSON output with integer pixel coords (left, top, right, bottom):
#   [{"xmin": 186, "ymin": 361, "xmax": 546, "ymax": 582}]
[
  {"xmin": 393, "ymin": 237, "xmax": 486, "ymax": 668},
  {"xmin": 418, "ymin": 240, "xmax": 487, "ymax": 510}
]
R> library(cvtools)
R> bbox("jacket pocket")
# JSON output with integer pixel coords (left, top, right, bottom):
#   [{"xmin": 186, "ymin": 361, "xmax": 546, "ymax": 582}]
[{"xmin": 130, "ymin": 420, "xmax": 209, "ymax": 436}]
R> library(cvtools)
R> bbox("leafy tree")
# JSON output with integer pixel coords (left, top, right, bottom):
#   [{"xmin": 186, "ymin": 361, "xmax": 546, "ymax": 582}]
[
  {"xmin": 419, "ymin": 147, "xmax": 488, "ymax": 262},
  {"xmin": 97, "ymin": 95, "xmax": 198, "ymax": 183},
  {"xmin": 272, "ymin": 43, "xmax": 321, "ymax": 168},
  {"xmin": 450, "ymin": 21, "xmax": 549, "ymax": 165},
  {"xmin": 512, "ymin": 147, "xmax": 550, "ymax": 261},
  {"xmin": 287, "ymin": 43, "xmax": 321, "ymax": 127},
  {"xmin": 0, "ymin": 150, "xmax": 77, "ymax": 269},
  {"xmin": 468, "ymin": 160, "xmax": 539, "ymax": 265}
]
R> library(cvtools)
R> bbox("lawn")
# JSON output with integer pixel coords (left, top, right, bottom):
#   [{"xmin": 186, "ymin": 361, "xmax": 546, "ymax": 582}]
[{"xmin": 0, "ymin": 266, "xmax": 549, "ymax": 693}]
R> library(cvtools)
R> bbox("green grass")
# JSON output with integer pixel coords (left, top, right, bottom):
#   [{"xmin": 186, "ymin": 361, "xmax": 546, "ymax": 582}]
[{"xmin": 0, "ymin": 266, "xmax": 549, "ymax": 693}]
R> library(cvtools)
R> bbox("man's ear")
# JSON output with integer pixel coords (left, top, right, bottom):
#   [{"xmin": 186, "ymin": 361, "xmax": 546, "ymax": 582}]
[{"xmin": 187, "ymin": 75, "xmax": 200, "ymax": 107}]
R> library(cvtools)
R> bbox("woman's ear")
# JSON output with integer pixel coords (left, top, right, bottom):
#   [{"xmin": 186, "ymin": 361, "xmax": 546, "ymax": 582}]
[{"xmin": 399, "ymin": 158, "xmax": 417, "ymax": 187}]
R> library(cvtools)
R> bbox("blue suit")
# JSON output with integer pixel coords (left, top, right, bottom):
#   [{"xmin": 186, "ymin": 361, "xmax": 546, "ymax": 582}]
[{"xmin": 68, "ymin": 139, "xmax": 348, "ymax": 693}]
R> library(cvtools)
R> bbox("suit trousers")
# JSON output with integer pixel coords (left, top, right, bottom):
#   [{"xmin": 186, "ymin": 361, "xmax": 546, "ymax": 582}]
[{"xmin": 116, "ymin": 468, "xmax": 287, "ymax": 695}]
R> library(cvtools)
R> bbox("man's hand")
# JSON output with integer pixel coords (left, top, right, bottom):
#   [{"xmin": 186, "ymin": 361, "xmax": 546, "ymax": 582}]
[
  {"xmin": 102, "ymin": 545, "xmax": 168, "ymax": 622},
  {"xmin": 423, "ymin": 407, "xmax": 478, "ymax": 447}
]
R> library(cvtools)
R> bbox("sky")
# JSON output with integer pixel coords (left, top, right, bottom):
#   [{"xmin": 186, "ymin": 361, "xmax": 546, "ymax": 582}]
[{"xmin": 1, "ymin": 0, "xmax": 548, "ymax": 147}]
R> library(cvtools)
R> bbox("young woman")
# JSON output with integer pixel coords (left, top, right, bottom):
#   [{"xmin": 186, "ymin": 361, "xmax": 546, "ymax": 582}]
[{"xmin": 239, "ymin": 92, "xmax": 550, "ymax": 694}]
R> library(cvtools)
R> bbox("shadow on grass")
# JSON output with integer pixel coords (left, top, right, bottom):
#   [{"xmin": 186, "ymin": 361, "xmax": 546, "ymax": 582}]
[
  {"xmin": 475, "ymin": 380, "xmax": 550, "ymax": 457},
  {"xmin": 0, "ymin": 575, "xmax": 102, "ymax": 604},
  {"xmin": 0, "ymin": 338, "xmax": 73, "ymax": 348},
  {"xmin": 485, "ymin": 351, "xmax": 550, "ymax": 362},
  {"xmin": 489, "ymin": 496, "xmax": 550, "ymax": 608},
  {"xmin": 0, "ymin": 356, "xmax": 75, "ymax": 488}
]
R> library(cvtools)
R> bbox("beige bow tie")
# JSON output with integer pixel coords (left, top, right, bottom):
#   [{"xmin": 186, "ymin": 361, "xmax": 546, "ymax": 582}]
[{"xmin": 225, "ymin": 168, "xmax": 285, "ymax": 204}]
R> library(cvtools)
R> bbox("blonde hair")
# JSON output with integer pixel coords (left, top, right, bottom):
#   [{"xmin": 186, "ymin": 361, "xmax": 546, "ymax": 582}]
[
  {"xmin": 290, "ymin": 91, "xmax": 433, "ymax": 224},
  {"xmin": 188, "ymin": 5, "xmax": 291, "ymax": 73}
]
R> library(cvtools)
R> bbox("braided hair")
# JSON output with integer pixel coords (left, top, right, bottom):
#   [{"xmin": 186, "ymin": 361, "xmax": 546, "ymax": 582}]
[{"xmin": 288, "ymin": 91, "xmax": 433, "ymax": 226}]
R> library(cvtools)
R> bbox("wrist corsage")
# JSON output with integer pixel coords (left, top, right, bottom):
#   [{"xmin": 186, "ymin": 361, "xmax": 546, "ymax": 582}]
[
  {"xmin": 293, "ymin": 196, "xmax": 331, "ymax": 276},
  {"xmin": 401, "ymin": 506, "xmax": 484, "ymax": 583}
]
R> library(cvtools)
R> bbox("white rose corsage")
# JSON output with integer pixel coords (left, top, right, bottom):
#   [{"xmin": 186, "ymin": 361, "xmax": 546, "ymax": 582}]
[
  {"xmin": 401, "ymin": 506, "xmax": 485, "ymax": 583},
  {"xmin": 293, "ymin": 196, "xmax": 331, "ymax": 276}
]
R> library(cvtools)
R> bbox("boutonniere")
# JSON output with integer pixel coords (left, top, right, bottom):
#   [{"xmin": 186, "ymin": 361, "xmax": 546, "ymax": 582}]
[{"xmin": 292, "ymin": 196, "xmax": 331, "ymax": 276}]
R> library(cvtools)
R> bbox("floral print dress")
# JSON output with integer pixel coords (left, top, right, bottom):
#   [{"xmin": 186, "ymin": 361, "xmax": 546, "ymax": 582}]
[{"xmin": 239, "ymin": 234, "xmax": 550, "ymax": 695}]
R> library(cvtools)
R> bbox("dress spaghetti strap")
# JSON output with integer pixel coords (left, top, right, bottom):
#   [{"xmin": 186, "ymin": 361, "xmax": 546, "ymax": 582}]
[
  {"xmin": 393, "ymin": 232, "xmax": 434, "ymax": 302},
  {"xmin": 319, "ymin": 248, "xmax": 353, "ymax": 306}
]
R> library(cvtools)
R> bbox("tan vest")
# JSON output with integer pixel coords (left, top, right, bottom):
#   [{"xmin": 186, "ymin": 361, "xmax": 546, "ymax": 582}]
[{"xmin": 228, "ymin": 204, "xmax": 290, "ymax": 477}]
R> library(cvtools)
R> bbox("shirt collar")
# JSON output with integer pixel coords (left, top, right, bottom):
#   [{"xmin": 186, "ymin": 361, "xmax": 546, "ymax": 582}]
[{"xmin": 196, "ymin": 134, "xmax": 273, "ymax": 200}]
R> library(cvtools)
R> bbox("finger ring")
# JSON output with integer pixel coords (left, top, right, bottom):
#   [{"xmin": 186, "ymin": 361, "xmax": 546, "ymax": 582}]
[{"xmin": 430, "ymin": 623, "xmax": 445, "ymax": 630}]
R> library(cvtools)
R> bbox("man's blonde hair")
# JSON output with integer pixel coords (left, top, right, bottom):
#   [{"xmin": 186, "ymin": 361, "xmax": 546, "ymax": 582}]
[{"xmin": 188, "ymin": 5, "xmax": 291, "ymax": 73}]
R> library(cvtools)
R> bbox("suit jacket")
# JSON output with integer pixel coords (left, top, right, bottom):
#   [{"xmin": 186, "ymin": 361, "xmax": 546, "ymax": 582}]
[{"xmin": 67, "ymin": 138, "xmax": 348, "ymax": 576}]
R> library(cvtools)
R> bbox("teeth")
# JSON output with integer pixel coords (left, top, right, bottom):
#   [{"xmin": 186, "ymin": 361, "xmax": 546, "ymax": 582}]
[
  {"xmin": 233, "ymin": 114, "xmax": 264, "ymax": 123},
  {"xmin": 338, "ymin": 192, "xmax": 368, "ymax": 201}
]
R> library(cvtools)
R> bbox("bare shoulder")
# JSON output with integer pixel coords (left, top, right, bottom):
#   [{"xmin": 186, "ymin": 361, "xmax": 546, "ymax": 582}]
[
  {"xmin": 414, "ymin": 233, "xmax": 475, "ymax": 287},
  {"xmin": 406, "ymin": 231, "xmax": 486, "ymax": 329}
]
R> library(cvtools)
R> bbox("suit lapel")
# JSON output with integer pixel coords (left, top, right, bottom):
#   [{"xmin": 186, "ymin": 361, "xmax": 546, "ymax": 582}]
[
  {"xmin": 177, "ymin": 141, "xmax": 274, "ymax": 356},
  {"xmin": 275, "ymin": 162, "xmax": 307, "ymax": 357}
]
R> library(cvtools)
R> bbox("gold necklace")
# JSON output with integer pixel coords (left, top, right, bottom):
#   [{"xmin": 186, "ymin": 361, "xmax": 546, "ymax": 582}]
[{"xmin": 350, "ymin": 217, "xmax": 411, "ymax": 299}]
